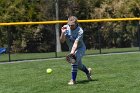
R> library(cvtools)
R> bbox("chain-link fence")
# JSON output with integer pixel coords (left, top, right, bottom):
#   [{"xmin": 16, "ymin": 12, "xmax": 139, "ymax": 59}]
[{"xmin": 0, "ymin": 19, "xmax": 140, "ymax": 62}]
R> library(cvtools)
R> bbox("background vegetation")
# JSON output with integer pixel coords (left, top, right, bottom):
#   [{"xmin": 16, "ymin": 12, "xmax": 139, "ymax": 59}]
[{"xmin": 0, "ymin": 0, "xmax": 140, "ymax": 53}]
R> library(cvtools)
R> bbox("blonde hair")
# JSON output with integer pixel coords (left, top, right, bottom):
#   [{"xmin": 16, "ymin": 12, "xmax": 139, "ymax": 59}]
[{"xmin": 67, "ymin": 16, "xmax": 78, "ymax": 25}]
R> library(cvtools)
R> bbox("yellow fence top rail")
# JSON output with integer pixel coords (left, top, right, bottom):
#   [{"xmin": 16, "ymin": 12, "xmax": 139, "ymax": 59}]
[{"xmin": 0, "ymin": 18, "xmax": 140, "ymax": 26}]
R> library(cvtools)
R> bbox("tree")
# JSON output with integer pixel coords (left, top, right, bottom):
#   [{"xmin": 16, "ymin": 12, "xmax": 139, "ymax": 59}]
[{"xmin": 0, "ymin": 0, "xmax": 140, "ymax": 53}]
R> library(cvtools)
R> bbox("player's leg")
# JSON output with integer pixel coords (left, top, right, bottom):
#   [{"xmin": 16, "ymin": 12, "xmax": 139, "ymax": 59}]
[
  {"xmin": 76, "ymin": 50, "xmax": 92, "ymax": 80},
  {"xmin": 68, "ymin": 61, "xmax": 78, "ymax": 85},
  {"xmin": 78, "ymin": 60, "xmax": 92, "ymax": 81},
  {"xmin": 78, "ymin": 59, "xmax": 89, "ymax": 74}
]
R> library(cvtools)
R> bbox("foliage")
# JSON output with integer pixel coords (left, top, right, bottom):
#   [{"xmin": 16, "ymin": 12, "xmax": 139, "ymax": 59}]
[{"xmin": 0, "ymin": 0, "xmax": 140, "ymax": 52}]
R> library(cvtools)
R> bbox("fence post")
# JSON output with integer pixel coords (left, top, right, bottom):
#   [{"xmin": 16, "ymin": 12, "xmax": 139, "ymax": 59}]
[
  {"xmin": 98, "ymin": 26, "xmax": 102, "ymax": 54},
  {"xmin": 7, "ymin": 27, "xmax": 11, "ymax": 62},
  {"xmin": 138, "ymin": 21, "xmax": 140, "ymax": 51},
  {"xmin": 55, "ymin": 0, "xmax": 60, "ymax": 58}
]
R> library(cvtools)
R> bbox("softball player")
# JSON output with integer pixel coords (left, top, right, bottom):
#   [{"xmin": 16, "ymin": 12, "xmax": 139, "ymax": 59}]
[{"xmin": 60, "ymin": 16, "xmax": 92, "ymax": 85}]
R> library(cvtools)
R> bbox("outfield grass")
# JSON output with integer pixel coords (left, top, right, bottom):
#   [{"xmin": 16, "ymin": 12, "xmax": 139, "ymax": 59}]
[
  {"xmin": 0, "ymin": 47, "xmax": 139, "ymax": 62},
  {"xmin": 0, "ymin": 52, "xmax": 140, "ymax": 93}
]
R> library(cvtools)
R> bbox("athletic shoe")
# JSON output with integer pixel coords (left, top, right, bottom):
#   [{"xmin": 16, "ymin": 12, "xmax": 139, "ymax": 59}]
[
  {"xmin": 87, "ymin": 68, "xmax": 92, "ymax": 81},
  {"xmin": 68, "ymin": 79, "xmax": 76, "ymax": 85}
]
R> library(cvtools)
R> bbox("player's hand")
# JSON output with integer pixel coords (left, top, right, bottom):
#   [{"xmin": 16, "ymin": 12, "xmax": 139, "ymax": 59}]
[
  {"xmin": 61, "ymin": 25, "xmax": 67, "ymax": 33},
  {"xmin": 70, "ymin": 52, "xmax": 75, "ymax": 55}
]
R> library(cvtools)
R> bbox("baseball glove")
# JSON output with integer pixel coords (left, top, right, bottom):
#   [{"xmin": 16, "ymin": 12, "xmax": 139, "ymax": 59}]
[{"xmin": 66, "ymin": 54, "xmax": 76, "ymax": 64}]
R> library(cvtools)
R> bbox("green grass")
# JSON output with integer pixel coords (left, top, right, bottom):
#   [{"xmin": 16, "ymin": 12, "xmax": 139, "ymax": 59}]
[
  {"xmin": 0, "ymin": 52, "xmax": 140, "ymax": 93},
  {"xmin": 0, "ymin": 47, "xmax": 139, "ymax": 62}
]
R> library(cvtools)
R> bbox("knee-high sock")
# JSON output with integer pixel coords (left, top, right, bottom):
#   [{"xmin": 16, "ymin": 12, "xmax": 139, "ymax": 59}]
[
  {"xmin": 71, "ymin": 64, "xmax": 78, "ymax": 81},
  {"xmin": 72, "ymin": 72, "xmax": 77, "ymax": 81}
]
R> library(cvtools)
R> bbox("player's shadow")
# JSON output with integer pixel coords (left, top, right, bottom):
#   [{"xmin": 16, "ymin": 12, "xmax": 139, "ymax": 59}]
[{"xmin": 77, "ymin": 79, "xmax": 98, "ymax": 84}]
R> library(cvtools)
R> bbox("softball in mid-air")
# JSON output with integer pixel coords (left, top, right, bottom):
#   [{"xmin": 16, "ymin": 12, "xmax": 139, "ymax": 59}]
[{"xmin": 46, "ymin": 68, "xmax": 52, "ymax": 74}]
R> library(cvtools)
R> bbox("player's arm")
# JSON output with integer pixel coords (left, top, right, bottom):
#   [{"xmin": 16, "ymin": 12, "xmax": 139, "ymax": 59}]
[
  {"xmin": 60, "ymin": 32, "xmax": 66, "ymax": 43},
  {"xmin": 70, "ymin": 40, "xmax": 78, "ymax": 54},
  {"xmin": 70, "ymin": 29, "xmax": 83, "ymax": 54},
  {"xmin": 60, "ymin": 26, "xmax": 67, "ymax": 43}
]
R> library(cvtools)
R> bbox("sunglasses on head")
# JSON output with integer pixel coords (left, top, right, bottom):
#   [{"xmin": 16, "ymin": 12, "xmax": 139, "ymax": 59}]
[{"xmin": 68, "ymin": 24, "xmax": 75, "ymax": 26}]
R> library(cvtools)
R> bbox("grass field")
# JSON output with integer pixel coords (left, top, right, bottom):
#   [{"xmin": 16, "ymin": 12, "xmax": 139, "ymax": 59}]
[
  {"xmin": 0, "ymin": 52, "xmax": 140, "ymax": 93},
  {"xmin": 0, "ymin": 47, "xmax": 139, "ymax": 62}
]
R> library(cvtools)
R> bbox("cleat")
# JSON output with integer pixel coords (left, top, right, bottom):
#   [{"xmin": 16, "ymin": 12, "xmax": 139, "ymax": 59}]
[
  {"xmin": 87, "ymin": 68, "xmax": 92, "ymax": 81},
  {"xmin": 68, "ymin": 80, "xmax": 76, "ymax": 85}
]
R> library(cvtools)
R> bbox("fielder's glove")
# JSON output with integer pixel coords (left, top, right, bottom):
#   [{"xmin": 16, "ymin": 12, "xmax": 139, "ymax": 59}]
[{"xmin": 66, "ymin": 54, "xmax": 76, "ymax": 64}]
